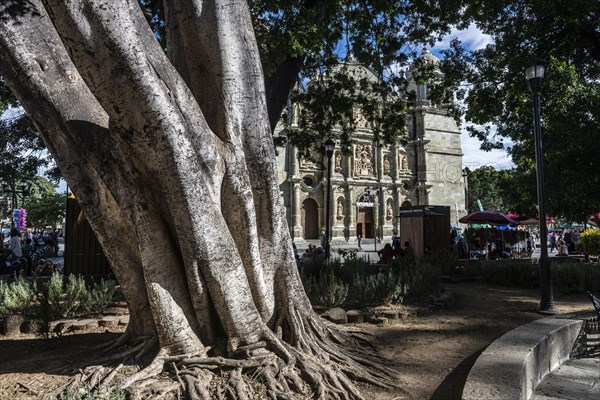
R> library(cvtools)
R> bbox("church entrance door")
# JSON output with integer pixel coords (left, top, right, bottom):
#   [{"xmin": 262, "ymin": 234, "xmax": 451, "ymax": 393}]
[
  {"xmin": 301, "ymin": 198, "xmax": 319, "ymax": 239},
  {"xmin": 356, "ymin": 207, "xmax": 374, "ymax": 239}
]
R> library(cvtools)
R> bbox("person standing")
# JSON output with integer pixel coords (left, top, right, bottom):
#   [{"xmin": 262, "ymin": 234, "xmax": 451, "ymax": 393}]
[
  {"xmin": 7, "ymin": 228, "xmax": 22, "ymax": 262},
  {"xmin": 392, "ymin": 232, "xmax": 401, "ymax": 247},
  {"xmin": 549, "ymin": 232, "xmax": 557, "ymax": 253},
  {"xmin": 392, "ymin": 241, "xmax": 405, "ymax": 259},
  {"xmin": 377, "ymin": 243, "xmax": 394, "ymax": 264},
  {"xmin": 51, "ymin": 230, "xmax": 60, "ymax": 256},
  {"xmin": 356, "ymin": 234, "xmax": 362, "ymax": 248}
]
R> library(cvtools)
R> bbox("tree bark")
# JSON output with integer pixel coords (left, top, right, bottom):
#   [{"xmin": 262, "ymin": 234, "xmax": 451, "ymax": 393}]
[{"xmin": 0, "ymin": 0, "xmax": 397, "ymax": 397}]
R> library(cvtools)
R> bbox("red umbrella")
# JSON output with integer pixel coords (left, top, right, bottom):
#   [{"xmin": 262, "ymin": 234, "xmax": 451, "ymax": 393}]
[
  {"xmin": 459, "ymin": 211, "xmax": 518, "ymax": 227},
  {"xmin": 512, "ymin": 214, "xmax": 555, "ymax": 225}
]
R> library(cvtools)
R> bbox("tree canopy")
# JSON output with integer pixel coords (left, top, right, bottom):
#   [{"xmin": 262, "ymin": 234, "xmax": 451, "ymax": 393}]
[
  {"xmin": 438, "ymin": 0, "xmax": 600, "ymax": 221},
  {"xmin": 0, "ymin": 107, "xmax": 56, "ymax": 223},
  {"xmin": 465, "ymin": 166, "xmax": 536, "ymax": 215},
  {"xmin": 137, "ymin": 0, "xmax": 600, "ymax": 222},
  {"xmin": 21, "ymin": 177, "xmax": 66, "ymax": 230},
  {"xmin": 4, "ymin": 1, "xmax": 598, "ymax": 222}
]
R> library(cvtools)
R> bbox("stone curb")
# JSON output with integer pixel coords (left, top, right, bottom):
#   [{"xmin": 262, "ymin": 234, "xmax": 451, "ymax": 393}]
[
  {"xmin": 1, "ymin": 314, "xmax": 130, "ymax": 336},
  {"xmin": 462, "ymin": 317, "xmax": 583, "ymax": 400}
]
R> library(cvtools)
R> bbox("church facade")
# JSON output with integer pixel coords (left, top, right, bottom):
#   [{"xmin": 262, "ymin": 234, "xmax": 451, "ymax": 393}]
[{"xmin": 275, "ymin": 51, "xmax": 467, "ymax": 244}]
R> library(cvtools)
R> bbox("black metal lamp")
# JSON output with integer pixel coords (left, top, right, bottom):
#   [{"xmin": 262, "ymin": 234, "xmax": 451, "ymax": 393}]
[
  {"xmin": 462, "ymin": 169, "xmax": 469, "ymax": 213},
  {"xmin": 525, "ymin": 58, "xmax": 557, "ymax": 315},
  {"xmin": 525, "ymin": 59, "xmax": 546, "ymax": 94}
]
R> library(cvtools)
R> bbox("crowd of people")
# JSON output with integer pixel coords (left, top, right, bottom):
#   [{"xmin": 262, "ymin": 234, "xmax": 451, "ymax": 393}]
[
  {"xmin": 1, "ymin": 227, "xmax": 62, "ymax": 276},
  {"xmin": 293, "ymin": 231, "xmax": 417, "ymax": 266},
  {"xmin": 549, "ymin": 230, "xmax": 580, "ymax": 256},
  {"xmin": 376, "ymin": 240, "xmax": 414, "ymax": 264}
]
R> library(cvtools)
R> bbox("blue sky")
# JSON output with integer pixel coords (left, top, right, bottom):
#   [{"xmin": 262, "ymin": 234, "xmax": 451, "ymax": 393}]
[{"xmin": 432, "ymin": 23, "xmax": 515, "ymax": 171}]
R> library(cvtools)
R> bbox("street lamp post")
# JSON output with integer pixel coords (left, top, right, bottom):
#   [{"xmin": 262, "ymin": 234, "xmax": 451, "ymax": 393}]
[
  {"xmin": 373, "ymin": 140, "xmax": 380, "ymax": 253},
  {"xmin": 324, "ymin": 139, "xmax": 335, "ymax": 259},
  {"xmin": 462, "ymin": 169, "xmax": 469, "ymax": 213},
  {"xmin": 525, "ymin": 58, "xmax": 557, "ymax": 315}
]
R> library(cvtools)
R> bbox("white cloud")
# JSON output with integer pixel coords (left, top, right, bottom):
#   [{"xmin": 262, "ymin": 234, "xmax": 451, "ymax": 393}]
[
  {"xmin": 461, "ymin": 133, "xmax": 515, "ymax": 170},
  {"xmin": 434, "ymin": 23, "xmax": 494, "ymax": 51},
  {"xmin": 1, "ymin": 106, "xmax": 24, "ymax": 121},
  {"xmin": 433, "ymin": 24, "xmax": 513, "ymax": 171}
]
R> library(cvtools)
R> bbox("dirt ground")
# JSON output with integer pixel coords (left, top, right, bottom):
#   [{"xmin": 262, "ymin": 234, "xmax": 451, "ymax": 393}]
[{"xmin": 0, "ymin": 280, "xmax": 595, "ymax": 400}]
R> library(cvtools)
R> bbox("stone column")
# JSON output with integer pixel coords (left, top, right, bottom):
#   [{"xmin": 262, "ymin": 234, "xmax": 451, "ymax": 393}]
[
  {"xmin": 392, "ymin": 145, "xmax": 400, "ymax": 181},
  {"xmin": 351, "ymin": 143, "xmax": 356, "ymax": 178},
  {"xmin": 373, "ymin": 142, "xmax": 381, "ymax": 179},
  {"xmin": 349, "ymin": 187, "xmax": 357, "ymax": 238},
  {"xmin": 392, "ymin": 187, "xmax": 399, "ymax": 233},
  {"xmin": 290, "ymin": 144, "xmax": 299, "ymax": 176},
  {"xmin": 291, "ymin": 183, "xmax": 303, "ymax": 240},
  {"xmin": 373, "ymin": 193, "xmax": 380, "ymax": 242}
]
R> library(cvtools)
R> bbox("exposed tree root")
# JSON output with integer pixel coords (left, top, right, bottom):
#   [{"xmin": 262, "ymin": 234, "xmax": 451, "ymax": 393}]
[
  {"xmin": 103, "ymin": 336, "xmax": 159, "ymax": 362},
  {"xmin": 51, "ymin": 312, "xmax": 405, "ymax": 400}
]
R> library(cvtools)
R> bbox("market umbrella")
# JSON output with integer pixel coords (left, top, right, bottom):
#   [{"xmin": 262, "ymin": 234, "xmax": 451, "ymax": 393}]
[
  {"xmin": 561, "ymin": 222, "xmax": 584, "ymax": 229},
  {"xmin": 507, "ymin": 214, "xmax": 555, "ymax": 225},
  {"xmin": 459, "ymin": 211, "xmax": 518, "ymax": 227}
]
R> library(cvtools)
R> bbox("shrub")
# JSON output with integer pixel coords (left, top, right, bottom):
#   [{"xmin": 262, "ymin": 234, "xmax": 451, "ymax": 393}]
[
  {"xmin": 424, "ymin": 250, "xmax": 457, "ymax": 276},
  {"xmin": 314, "ymin": 270, "xmax": 348, "ymax": 309},
  {"xmin": 85, "ymin": 279, "xmax": 118, "ymax": 316},
  {"xmin": 333, "ymin": 256, "xmax": 370, "ymax": 283},
  {"xmin": 365, "ymin": 271, "xmax": 407, "ymax": 305},
  {"xmin": 0, "ymin": 275, "xmax": 34, "ymax": 316},
  {"xmin": 580, "ymin": 229, "xmax": 600, "ymax": 256},
  {"xmin": 298, "ymin": 253, "xmax": 444, "ymax": 308},
  {"xmin": 402, "ymin": 260, "xmax": 443, "ymax": 301},
  {"xmin": 1, "ymin": 274, "xmax": 119, "ymax": 335},
  {"xmin": 335, "ymin": 248, "xmax": 359, "ymax": 262},
  {"xmin": 299, "ymin": 257, "xmax": 330, "ymax": 278},
  {"xmin": 552, "ymin": 261, "xmax": 600, "ymax": 293},
  {"xmin": 481, "ymin": 260, "xmax": 537, "ymax": 287},
  {"xmin": 36, "ymin": 274, "xmax": 90, "ymax": 321}
]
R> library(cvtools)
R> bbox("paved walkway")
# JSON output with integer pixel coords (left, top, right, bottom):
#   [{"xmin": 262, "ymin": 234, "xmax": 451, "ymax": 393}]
[
  {"xmin": 533, "ymin": 357, "xmax": 600, "ymax": 399},
  {"xmin": 299, "ymin": 240, "xmax": 384, "ymax": 263}
]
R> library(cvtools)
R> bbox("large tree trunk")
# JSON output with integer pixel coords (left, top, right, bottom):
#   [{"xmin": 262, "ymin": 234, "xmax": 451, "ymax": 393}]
[{"xmin": 0, "ymin": 1, "xmax": 397, "ymax": 398}]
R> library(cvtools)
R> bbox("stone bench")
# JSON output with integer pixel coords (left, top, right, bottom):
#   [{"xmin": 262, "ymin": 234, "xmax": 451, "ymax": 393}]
[{"xmin": 462, "ymin": 317, "xmax": 583, "ymax": 400}]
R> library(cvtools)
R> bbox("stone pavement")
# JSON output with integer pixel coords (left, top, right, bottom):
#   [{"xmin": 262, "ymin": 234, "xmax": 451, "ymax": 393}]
[{"xmin": 533, "ymin": 357, "xmax": 600, "ymax": 400}]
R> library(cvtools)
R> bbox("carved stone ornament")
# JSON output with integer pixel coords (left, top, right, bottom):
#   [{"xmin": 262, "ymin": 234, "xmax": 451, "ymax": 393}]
[
  {"xmin": 354, "ymin": 108, "xmax": 370, "ymax": 129},
  {"xmin": 401, "ymin": 155, "xmax": 409, "ymax": 171},
  {"xmin": 336, "ymin": 198, "xmax": 345, "ymax": 220},
  {"xmin": 383, "ymin": 156, "xmax": 391, "ymax": 175},
  {"xmin": 299, "ymin": 148, "xmax": 318, "ymax": 168},
  {"xmin": 334, "ymin": 153, "xmax": 342, "ymax": 172},
  {"xmin": 354, "ymin": 144, "xmax": 373, "ymax": 176},
  {"xmin": 386, "ymin": 200, "xmax": 393, "ymax": 220}
]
